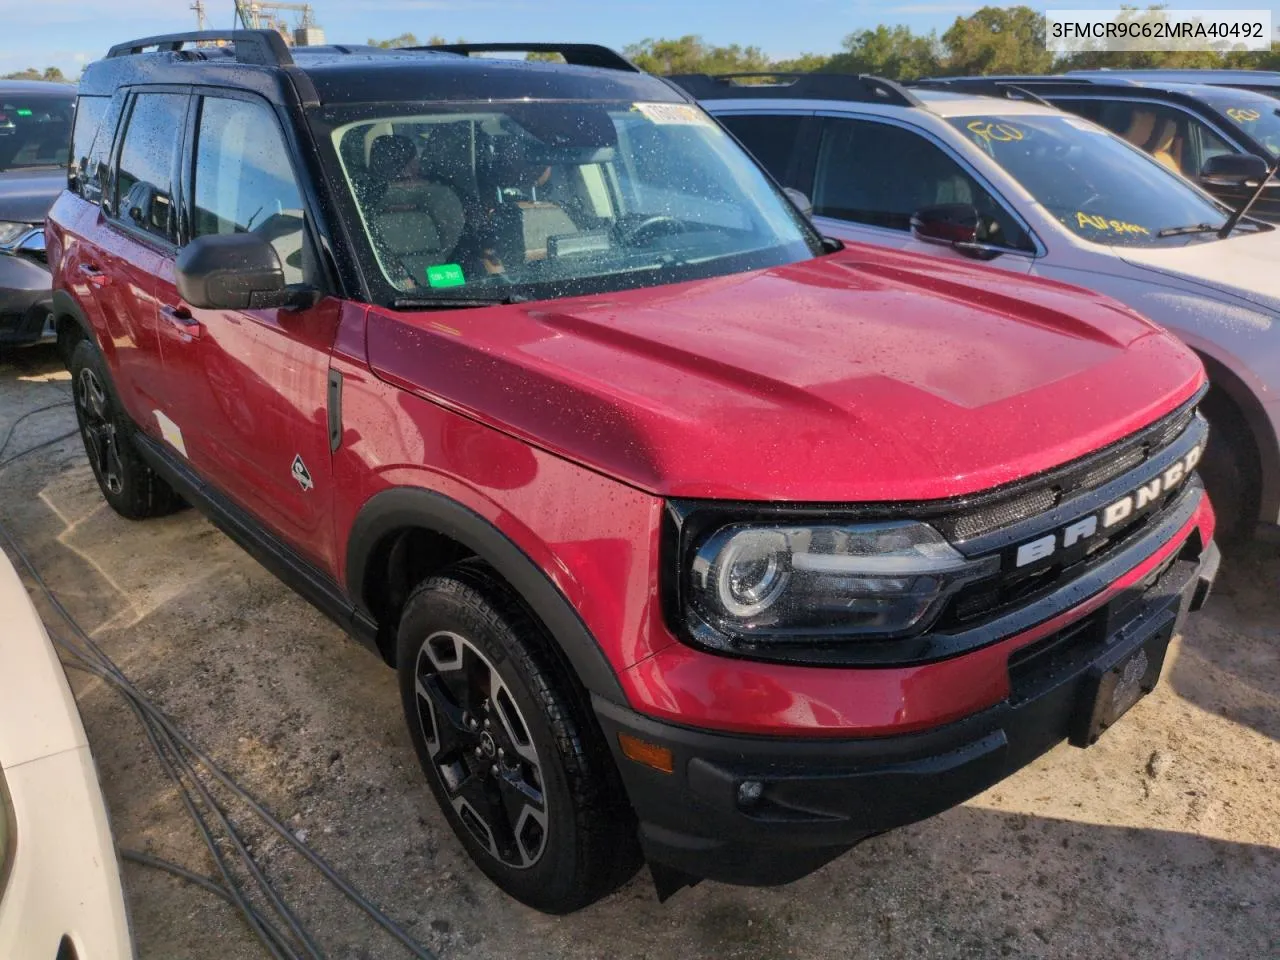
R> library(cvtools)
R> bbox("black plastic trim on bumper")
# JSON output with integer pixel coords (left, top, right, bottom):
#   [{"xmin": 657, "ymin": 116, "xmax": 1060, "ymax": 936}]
[
  {"xmin": 0, "ymin": 252, "xmax": 52, "ymax": 345},
  {"xmin": 599, "ymin": 538, "xmax": 1215, "ymax": 886}
]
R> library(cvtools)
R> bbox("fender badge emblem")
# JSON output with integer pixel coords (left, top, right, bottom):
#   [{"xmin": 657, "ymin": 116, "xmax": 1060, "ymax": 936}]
[{"xmin": 291, "ymin": 455, "xmax": 314, "ymax": 492}]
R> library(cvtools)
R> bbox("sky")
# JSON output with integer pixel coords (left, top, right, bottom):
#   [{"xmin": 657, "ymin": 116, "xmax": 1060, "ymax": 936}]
[{"xmin": 2, "ymin": 0, "xmax": 1278, "ymax": 77}]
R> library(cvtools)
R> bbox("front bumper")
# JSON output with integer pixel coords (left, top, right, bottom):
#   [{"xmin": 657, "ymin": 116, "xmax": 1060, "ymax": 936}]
[
  {"xmin": 598, "ymin": 532, "xmax": 1219, "ymax": 887},
  {"xmin": 0, "ymin": 252, "xmax": 53, "ymax": 345}
]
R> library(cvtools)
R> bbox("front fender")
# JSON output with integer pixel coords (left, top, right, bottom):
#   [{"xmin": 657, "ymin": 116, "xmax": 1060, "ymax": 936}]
[{"xmin": 345, "ymin": 485, "xmax": 628, "ymax": 703}]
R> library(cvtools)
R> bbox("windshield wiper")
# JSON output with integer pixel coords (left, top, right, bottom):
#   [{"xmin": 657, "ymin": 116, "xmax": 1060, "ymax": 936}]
[
  {"xmin": 1157, "ymin": 223, "xmax": 1223, "ymax": 237},
  {"xmin": 391, "ymin": 295, "xmax": 526, "ymax": 311}
]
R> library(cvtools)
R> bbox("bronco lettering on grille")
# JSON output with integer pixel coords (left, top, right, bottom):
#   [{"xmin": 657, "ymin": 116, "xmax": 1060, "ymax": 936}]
[{"xmin": 1014, "ymin": 445, "xmax": 1203, "ymax": 569}]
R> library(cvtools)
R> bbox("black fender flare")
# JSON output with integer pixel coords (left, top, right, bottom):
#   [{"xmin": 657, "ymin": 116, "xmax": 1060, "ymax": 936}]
[
  {"xmin": 52, "ymin": 289, "xmax": 94, "ymax": 354},
  {"xmin": 345, "ymin": 486, "xmax": 627, "ymax": 703}
]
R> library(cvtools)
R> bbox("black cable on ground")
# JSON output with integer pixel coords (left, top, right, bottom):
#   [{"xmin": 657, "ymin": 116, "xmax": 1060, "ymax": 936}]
[
  {"xmin": 0, "ymin": 400, "xmax": 73, "ymax": 462},
  {"xmin": 0, "ymin": 427, "xmax": 79, "ymax": 469},
  {"xmin": 0, "ymin": 515, "xmax": 441, "ymax": 960},
  {"xmin": 120, "ymin": 849, "xmax": 238, "ymax": 906},
  {"xmin": 61, "ymin": 653, "xmax": 305, "ymax": 960}
]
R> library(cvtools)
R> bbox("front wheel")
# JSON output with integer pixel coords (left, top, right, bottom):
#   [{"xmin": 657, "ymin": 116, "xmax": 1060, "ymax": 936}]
[{"xmin": 396, "ymin": 563, "xmax": 640, "ymax": 913}]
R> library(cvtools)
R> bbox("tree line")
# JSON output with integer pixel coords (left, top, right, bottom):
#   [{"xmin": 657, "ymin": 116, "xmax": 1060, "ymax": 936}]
[
  {"xmin": 10, "ymin": 7, "xmax": 1280, "ymax": 85},
  {"xmin": 621, "ymin": 6, "xmax": 1280, "ymax": 79}
]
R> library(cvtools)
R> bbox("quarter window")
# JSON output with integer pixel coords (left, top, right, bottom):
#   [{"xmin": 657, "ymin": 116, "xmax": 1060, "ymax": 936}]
[
  {"xmin": 115, "ymin": 93, "xmax": 186, "ymax": 240},
  {"xmin": 191, "ymin": 96, "xmax": 310, "ymax": 285},
  {"xmin": 812, "ymin": 118, "xmax": 1033, "ymax": 251}
]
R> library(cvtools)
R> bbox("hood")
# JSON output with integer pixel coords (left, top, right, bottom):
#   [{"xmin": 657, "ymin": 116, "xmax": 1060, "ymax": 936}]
[
  {"xmin": 367, "ymin": 245, "xmax": 1203, "ymax": 502},
  {"xmin": 1118, "ymin": 228, "xmax": 1280, "ymax": 315},
  {"xmin": 0, "ymin": 166, "xmax": 65, "ymax": 224}
]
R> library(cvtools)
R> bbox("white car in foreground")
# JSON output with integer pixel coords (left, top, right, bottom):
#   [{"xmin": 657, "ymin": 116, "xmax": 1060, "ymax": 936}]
[
  {"xmin": 0, "ymin": 551, "xmax": 133, "ymax": 958},
  {"xmin": 683, "ymin": 75, "xmax": 1280, "ymax": 540}
]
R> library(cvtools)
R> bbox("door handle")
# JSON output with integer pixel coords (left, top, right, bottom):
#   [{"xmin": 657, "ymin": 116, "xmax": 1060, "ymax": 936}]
[
  {"xmin": 160, "ymin": 304, "xmax": 203, "ymax": 339},
  {"xmin": 77, "ymin": 263, "xmax": 110, "ymax": 288}
]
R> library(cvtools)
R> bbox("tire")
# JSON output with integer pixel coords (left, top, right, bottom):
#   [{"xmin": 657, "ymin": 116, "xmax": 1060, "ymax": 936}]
[
  {"xmin": 1198, "ymin": 390, "xmax": 1260, "ymax": 542},
  {"xmin": 396, "ymin": 562, "xmax": 640, "ymax": 913},
  {"xmin": 69, "ymin": 339, "xmax": 184, "ymax": 520}
]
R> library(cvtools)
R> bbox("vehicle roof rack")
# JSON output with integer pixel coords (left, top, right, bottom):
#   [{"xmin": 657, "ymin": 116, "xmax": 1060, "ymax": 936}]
[
  {"xmin": 106, "ymin": 30, "xmax": 294, "ymax": 67},
  {"xmin": 667, "ymin": 72, "xmax": 921, "ymax": 108},
  {"xmin": 917, "ymin": 76, "xmax": 1138, "ymax": 94},
  {"xmin": 417, "ymin": 43, "xmax": 639, "ymax": 72},
  {"xmin": 910, "ymin": 78, "xmax": 1055, "ymax": 108}
]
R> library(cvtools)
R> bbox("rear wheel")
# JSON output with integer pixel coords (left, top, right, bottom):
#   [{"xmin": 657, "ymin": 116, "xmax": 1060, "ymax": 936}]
[
  {"xmin": 396, "ymin": 563, "xmax": 640, "ymax": 913},
  {"xmin": 69, "ymin": 340, "xmax": 183, "ymax": 520}
]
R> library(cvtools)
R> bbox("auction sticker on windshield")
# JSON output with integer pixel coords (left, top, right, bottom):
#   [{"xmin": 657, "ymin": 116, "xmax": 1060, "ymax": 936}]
[{"xmin": 632, "ymin": 102, "xmax": 712, "ymax": 126}]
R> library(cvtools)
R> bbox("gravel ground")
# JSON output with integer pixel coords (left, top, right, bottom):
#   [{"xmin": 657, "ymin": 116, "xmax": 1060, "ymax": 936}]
[{"xmin": 1, "ymin": 344, "xmax": 1277, "ymax": 960}]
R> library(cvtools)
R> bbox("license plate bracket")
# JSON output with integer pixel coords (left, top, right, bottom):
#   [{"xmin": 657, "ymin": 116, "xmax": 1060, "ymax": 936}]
[{"xmin": 1069, "ymin": 614, "xmax": 1175, "ymax": 747}]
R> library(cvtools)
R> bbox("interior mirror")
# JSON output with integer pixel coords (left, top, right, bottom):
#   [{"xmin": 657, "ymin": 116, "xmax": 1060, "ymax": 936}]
[
  {"xmin": 783, "ymin": 187, "xmax": 814, "ymax": 218},
  {"xmin": 1199, "ymin": 153, "xmax": 1271, "ymax": 188},
  {"xmin": 910, "ymin": 203, "xmax": 1001, "ymax": 260},
  {"xmin": 175, "ymin": 233, "xmax": 294, "ymax": 310}
]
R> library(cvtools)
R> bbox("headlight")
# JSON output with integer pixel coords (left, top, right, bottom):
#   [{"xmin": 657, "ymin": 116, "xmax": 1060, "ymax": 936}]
[
  {"xmin": 0, "ymin": 221, "xmax": 32, "ymax": 247},
  {"xmin": 685, "ymin": 520, "xmax": 998, "ymax": 648}
]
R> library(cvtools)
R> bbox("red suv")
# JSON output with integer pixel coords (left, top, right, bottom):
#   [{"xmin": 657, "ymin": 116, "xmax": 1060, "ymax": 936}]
[{"xmin": 48, "ymin": 32, "xmax": 1219, "ymax": 913}]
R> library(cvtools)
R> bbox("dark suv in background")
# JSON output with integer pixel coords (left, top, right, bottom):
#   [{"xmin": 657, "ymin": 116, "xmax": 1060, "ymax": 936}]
[
  {"xmin": 0, "ymin": 79, "xmax": 73, "ymax": 346},
  {"xmin": 921, "ymin": 75, "xmax": 1280, "ymax": 220}
]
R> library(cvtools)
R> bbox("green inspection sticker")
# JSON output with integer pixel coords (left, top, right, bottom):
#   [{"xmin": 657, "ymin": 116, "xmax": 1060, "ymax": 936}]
[{"xmin": 426, "ymin": 263, "xmax": 465, "ymax": 288}]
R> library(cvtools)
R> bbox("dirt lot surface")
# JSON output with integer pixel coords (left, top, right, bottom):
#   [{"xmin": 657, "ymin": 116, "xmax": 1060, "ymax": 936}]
[{"xmin": 1, "ymin": 344, "xmax": 1277, "ymax": 960}]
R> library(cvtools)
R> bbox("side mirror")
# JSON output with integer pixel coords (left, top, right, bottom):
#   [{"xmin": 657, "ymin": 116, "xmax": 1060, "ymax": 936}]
[
  {"xmin": 783, "ymin": 187, "xmax": 814, "ymax": 218},
  {"xmin": 175, "ymin": 233, "xmax": 293, "ymax": 310},
  {"xmin": 910, "ymin": 203, "xmax": 1001, "ymax": 260},
  {"xmin": 1199, "ymin": 153, "xmax": 1271, "ymax": 188}
]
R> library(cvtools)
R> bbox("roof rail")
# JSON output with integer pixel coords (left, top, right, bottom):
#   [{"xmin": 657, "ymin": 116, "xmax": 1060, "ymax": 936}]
[
  {"xmin": 106, "ymin": 30, "xmax": 294, "ymax": 67},
  {"xmin": 667, "ymin": 72, "xmax": 921, "ymax": 108},
  {"xmin": 917, "ymin": 76, "xmax": 1137, "ymax": 94},
  {"xmin": 417, "ymin": 43, "xmax": 638, "ymax": 72},
  {"xmin": 910, "ymin": 78, "xmax": 1056, "ymax": 108}
]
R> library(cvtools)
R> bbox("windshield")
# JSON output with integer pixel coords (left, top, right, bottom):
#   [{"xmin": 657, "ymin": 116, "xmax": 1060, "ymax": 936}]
[
  {"xmin": 0, "ymin": 94, "xmax": 74, "ymax": 172},
  {"xmin": 328, "ymin": 100, "xmax": 821, "ymax": 303},
  {"xmin": 1196, "ymin": 91, "xmax": 1280, "ymax": 156},
  {"xmin": 949, "ymin": 113, "xmax": 1233, "ymax": 246}
]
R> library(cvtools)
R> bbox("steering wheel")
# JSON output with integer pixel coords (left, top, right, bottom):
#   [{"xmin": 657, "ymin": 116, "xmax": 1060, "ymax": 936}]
[{"xmin": 618, "ymin": 215, "xmax": 688, "ymax": 246}]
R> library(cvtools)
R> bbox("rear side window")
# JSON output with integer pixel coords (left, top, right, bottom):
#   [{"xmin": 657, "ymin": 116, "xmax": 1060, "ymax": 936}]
[
  {"xmin": 69, "ymin": 95, "xmax": 109, "ymax": 201},
  {"xmin": 191, "ymin": 95, "xmax": 310, "ymax": 285},
  {"xmin": 114, "ymin": 92, "xmax": 186, "ymax": 241},
  {"xmin": 717, "ymin": 114, "xmax": 807, "ymax": 187},
  {"xmin": 812, "ymin": 117, "xmax": 1033, "ymax": 252}
]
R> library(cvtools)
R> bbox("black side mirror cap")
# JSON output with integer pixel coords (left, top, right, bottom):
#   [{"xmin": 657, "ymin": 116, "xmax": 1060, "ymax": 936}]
[
  {"xmin": 1200, "ymin": 153, "xmax": 1271, "ymax": 188},
  {"xmin": 175, "ymin": 233, "xmax": 292, "ymax": 310}
]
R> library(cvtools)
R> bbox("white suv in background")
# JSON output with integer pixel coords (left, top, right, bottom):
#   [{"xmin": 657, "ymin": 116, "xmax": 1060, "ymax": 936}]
[{"xmin": 676, "ymin": 73, "xmax": 1280, "ymax": 540}]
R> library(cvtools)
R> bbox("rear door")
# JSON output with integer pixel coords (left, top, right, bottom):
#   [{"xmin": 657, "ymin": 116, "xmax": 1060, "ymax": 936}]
[
  {"xmin": 161, "ymin": 89, "xmax": 341, "ymax": 572},
  {"xmin": 82, "ymin": 89, "xmax": 190, "ymax": 427}
]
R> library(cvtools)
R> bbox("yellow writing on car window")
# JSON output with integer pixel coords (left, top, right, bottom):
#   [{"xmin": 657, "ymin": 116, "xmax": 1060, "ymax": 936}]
[
  {"xmin": 1075, "ymin": 212, "xmax": 1150, "ymax": 236},
  {"xmin": 1227, "ymin": 107, "xmax": 1261, "ymax": 123},
  {"xmin": 967, "ymin": 119, "xmax": 1025, "ymax": 143}
]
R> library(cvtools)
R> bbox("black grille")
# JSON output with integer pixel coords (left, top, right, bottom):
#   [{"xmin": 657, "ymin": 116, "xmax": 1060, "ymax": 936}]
[
  {"xmin": 933, "ymin": 390, "xmax": 1205, "ymax": 544},
  {"xmin": 936, "ymin": 394, "xmax": 1206, "ymax": 630}
]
